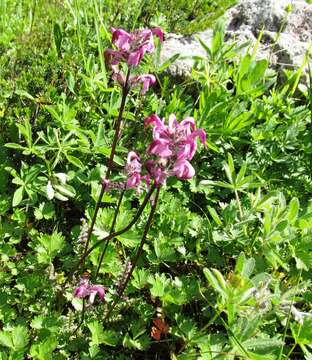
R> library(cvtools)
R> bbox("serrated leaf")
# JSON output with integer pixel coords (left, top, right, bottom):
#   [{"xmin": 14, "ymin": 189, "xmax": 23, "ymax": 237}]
[{"xmin": 0, "ymin": 331, "xmax": 13, "ymax": 348}]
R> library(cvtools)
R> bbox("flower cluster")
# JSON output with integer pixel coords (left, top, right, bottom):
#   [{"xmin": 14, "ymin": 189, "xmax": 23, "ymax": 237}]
[
  {"xmin": 103, "ymin": 114, "xmax": 206, "ymax": 191},
  {"xmin": 144, "ymin": 114, "xmax": 206, "ymax": 185},
  {"xmin": 105, "ymin": 28, "xmax": 164, "ymax": 67},
  {"xmin": 105, "ymin": 27, "xmax": 163, "ymax": 95},
  {"xmin": 112, "ymin": 72, "xmax": 156, "ymax": 95},
  {"xmin": 74, "ymin": 277, "xmax": 105, "ymax": 305}
]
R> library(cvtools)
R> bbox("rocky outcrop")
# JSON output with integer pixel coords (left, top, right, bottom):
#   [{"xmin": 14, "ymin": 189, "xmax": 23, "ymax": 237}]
[{"xmin": 160, "ymin": 0, "xmax": 312, "ymax": 83}]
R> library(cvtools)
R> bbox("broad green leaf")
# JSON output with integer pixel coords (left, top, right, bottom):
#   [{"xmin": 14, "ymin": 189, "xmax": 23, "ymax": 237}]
[{"xmin": 88, "ymin": 321, "xmax": 118, "ymax": 347}]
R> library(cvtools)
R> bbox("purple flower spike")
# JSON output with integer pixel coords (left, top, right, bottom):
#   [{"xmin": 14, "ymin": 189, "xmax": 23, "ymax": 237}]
[{"xmin": 144, "ymin": 114, "xmax": 206, "ymax": 184}]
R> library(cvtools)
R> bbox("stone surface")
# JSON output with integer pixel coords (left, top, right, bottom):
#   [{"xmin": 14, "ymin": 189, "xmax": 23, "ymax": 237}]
[{"xmin": 160, "ymin": 0, "xmax": 312, "ymax": 82}]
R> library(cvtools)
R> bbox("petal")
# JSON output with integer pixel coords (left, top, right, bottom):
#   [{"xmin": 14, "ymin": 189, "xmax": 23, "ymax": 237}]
[
  {"xmin": 127, "ymin": 49, "xmax": 143, "ymax": 67},
  {"xmin": 102, "ymin": 178, "xmax": 110, "ymax": 192},
  {"xmin": 138, "ymin": 29, "xmax": 155, "ymax": 53},
  {"xmin": 152, "ymin": 28, "xmax": 165, "ymax": 42},
  {"xmin": 127, "ymin": 151, "xmax": 140, "ymax": 164},
  {"xmin": 177, "ymin": 140, "xmax": 197, "ymax": 160},
  {"xmin": 104, "ymin": 49, "xmax": 124, "ymax": 66},
  {"xmin": 127, "ymin": 173, "xmax": 141, "ymax": 189},
  {"xmin": 112, "ymin": 70, "xmax": 126, "ymax": 86},
  {"xmin": 191, "ymin": 129, "xmax": 206, "ymax": 146},
  {"xmin": 148, "ymin": 140, "xmax": 172, "ymax": 158},
  {"xmin": 180, "ymin": 117, "xmax": 196, "ymax": 132},
  {"xmin": 74, "ymin": 284, "xmax": 89, "ymax": 298},
  {"xmin": 144, "ymin": 114, "xmax": 163, "ymax": 129},
  {"xmin": 140, "ymin": 74, "xmax": 156, "ymax": 95},
  {"xmin": 89, "ymin": 285, "xmax": 105, "ymax": 304},
  {"xmin": 111, "ymin": 28, "xmax": 132, "ymax": 51},
  {"xmin": 168, "ymin": 114, "xmax": 178, "ymax": 132},
  {"xmin": 172, "ymin": 160, "xmax": 195, "ymax": 180}
]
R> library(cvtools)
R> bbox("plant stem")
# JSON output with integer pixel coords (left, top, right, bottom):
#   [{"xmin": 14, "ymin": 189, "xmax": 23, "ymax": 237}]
[
  {"xmin": 81, "ymin": 68, "xmax": 131, "ymax": 271},
  {"xmin": 234, "ymin": 189, "xmax": 243, "ymax": 219},
  {"xmin": 94, "ymin": 190, "xmax": 125, "ymax": 280},
  {"xmin": 104, "ymin": 186, "xmax": 161, "ymax": 322},
  {"xmin": 79, "ymin": 183, "xmax": 156, "ymax": 267}
]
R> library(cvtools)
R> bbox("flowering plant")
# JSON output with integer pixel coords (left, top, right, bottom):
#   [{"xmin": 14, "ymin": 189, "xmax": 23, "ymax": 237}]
[{"xmin": 73, "ymin": 25, "xmax": 207, "ymax": 333}]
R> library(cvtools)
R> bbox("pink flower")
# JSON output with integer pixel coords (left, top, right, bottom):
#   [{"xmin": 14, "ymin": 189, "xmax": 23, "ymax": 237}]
[
  {"xmin": 105, "ymin": 27, "xmax": 164, "ymax": 67},
  {"xmin": 144, "ymin": 114, "xmax": 206, "ymax": 184},
  {"xmin": 131, "ymin": 74, "xmax": 156, "ymax": 95},
  {"xmin": 145, "ymin": 160, "xmax": 168, "ymax": 185},
  {"xmin": 74, "ymin": 277, "xmax": 89, "ymax": 298},
  {"xmin": 88, "ymin": 285, "xmax": 105, "ymax": 304},
  {"xmin": 111, "ymin": 70, "xmax": 156, "ymax": 94},
  {"xmin": 171, "ymin": 159, "xmax": 195, "ymax": 180},
  {"xmin": 126, "ymin": 151, "xmax": 141, "ymax": 174},
  {"xmin": 145, "ymin": 114, "xmax": 206, "ymax": 160},
  {"xmin": 74, "ymin": 277, "xmax": 105, "ymax": 305},
  {"xmin": 127, "ymin": 172, "xmax": 141, "ymax": 189},
  {"xmin": 125, "ymin": 151, "xmax": 150, "ymax": 190}
]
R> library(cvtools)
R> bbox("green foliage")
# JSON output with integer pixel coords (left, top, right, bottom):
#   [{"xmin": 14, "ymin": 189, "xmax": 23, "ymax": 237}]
[{"xmin": 0, "ymin": 0, "xmax": 311, "ymax": 359}]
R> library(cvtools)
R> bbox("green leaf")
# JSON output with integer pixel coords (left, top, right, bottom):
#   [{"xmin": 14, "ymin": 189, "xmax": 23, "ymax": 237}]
[
  {"xmin": 37, "ymin": 231, "xmax": 65, "ymax": 262},
  {"xmin": 0, "ymin": 331, "xmax": 13, "ymax": 348},
  {"xmin": 208, "ymin": 206, "xmax": 222, "ymax": 226},
  {"xmin": 12, "ymin": 187, "xmax": 24, "ymax": 207},
  {"xmin": 11, "ymin": 326, "xmax": 29, "ymax": 351},
  {"xmin": 211, "ymin": 19, "xmax": 225, "ymax": 57},
  {"xmin": 88, "ymin": 321, "xmax": 118, "ymax": 347},
  {"xmin": 30, "ymin": 337, "xmax": 58, "ymax": 360},
  {"xmin": 203, "ymin": 268, "xmax": 226, "ymax": 296},
  {"xmin": 15, "ymin": 89, "xmax": 35, "ymax": 101},
  {"xmin": 54, "ymin": 183, "xmax": 76, "ymax": 198},
  {"xmin": 65, "ymin": 154, "xmax": 84, "ymax": 169},
  {"xmin": 287, "ymin": 197, "xmax": 299, "ymax": 223},
  {"xmin": 148, "ymin": 273, "xmax": 170, "ymax": 298}
]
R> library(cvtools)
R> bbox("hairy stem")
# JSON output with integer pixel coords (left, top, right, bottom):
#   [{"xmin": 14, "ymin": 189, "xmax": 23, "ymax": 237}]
[
  {"xmin": 104, "ymin": 186, "xmax": 161, "ymax": 322},
  {"xmin": 81, "ymin": 68, "xmax": 131, "ymax": 271}
]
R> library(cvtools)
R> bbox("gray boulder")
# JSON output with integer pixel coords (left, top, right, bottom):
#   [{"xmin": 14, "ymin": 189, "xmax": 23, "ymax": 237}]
[{"xmin": 160, "ymin": 0, "xmax": 312, "ymax": 83}]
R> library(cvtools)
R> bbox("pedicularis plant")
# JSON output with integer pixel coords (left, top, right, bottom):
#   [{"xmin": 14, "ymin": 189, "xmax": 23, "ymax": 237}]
[
  {"xmin": 2, "ymin": 2, "xmax": 312, "ymax": 358},
  {"xmin": 72, "ymin": 26, "xmax": 206, "ymax": 329}
]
